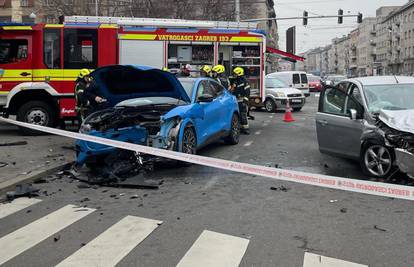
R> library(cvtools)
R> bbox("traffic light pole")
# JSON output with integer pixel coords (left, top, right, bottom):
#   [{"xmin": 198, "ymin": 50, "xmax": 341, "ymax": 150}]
[{"xmin": 242, "ymin": 14, "xmax": 362, "ymax": 22}]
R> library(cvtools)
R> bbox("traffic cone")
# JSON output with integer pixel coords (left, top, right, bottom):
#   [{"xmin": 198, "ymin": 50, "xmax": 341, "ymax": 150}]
[{"xmin": 283, "ymin": 101, "xmax": 295, "ymax": 122}]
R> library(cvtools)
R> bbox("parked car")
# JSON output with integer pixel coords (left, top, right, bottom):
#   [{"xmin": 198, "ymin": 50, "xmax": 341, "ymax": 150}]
[
  {"xmin": 316, "ymin": 76, "xmax": 414, "ymax": 179},
  {"xmin": 263, "ymin": 76, "xmax": 306, "ymax": 112},
  {"xmin": 323, "ymin": 75, "xmax": 346, "ymax": 87},
  {"xmin": 267, "ymin": 71, "xmax": 310, "ymax": 96},
  {"xmin": 76, "ymin": 65, "xmax": 240, "ymax": 170},
  {"xmin": 307, "ymin": 74, "xmax": 323, "ymax": 92}
]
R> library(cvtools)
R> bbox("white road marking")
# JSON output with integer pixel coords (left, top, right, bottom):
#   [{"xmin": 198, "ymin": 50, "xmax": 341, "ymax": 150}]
[
  {"xmin": 56, "ymin": 216, "xmax": 161, "ymax": 267},
  {"xmin": 0, "ymin": 198, "xmax": 42, "ymax": 220},
  {"xmin": 243, "ymin": 141, "xmax": 253, "ymax": 147},
  {"xmin": 263, "ymin": 123, "xmax": 269, "ymax": 127},
  {"xmin": 176, "ymin": 230, "xmax": 249, "ymax": 267},
  {"xmin": 0, "ymin": 205, "xmax": 95, "ymax": 266},
  {"xmin": 254, "ymin": 130, "xmax": 262, "ymax": 135},
  {"xmin": 315, "ymin": 93, "xmax": 320, "ymax": 98},
  {"xmin": 303, "ymin": 252, "xmax": 368, "ymax": 267}
]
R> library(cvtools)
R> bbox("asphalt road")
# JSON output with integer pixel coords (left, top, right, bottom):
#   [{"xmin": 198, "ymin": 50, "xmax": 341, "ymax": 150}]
[{"xmin": 1, "ymin": 94, "xmax": 413, "ymax": 267}]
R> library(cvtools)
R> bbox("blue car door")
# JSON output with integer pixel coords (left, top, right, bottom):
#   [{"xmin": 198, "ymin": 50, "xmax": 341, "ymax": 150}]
[
  {"xmin": 208, "ymin": 80, "xmax": 231, "ymax": 130},
  {"xmin": 195, "ymin": 80, "xmax": 221, "ymax": 145}
]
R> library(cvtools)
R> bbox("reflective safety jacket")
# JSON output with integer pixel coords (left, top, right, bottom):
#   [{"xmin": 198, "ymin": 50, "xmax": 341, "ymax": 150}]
[{"xmin": 232, "ymin": 76, "xmax": 251, "ymax": 99}]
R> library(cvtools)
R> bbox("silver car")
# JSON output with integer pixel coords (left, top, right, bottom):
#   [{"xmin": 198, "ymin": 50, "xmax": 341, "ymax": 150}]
[
  {"xmin": 263, "ymin": 77, "xmax": 306, "ymax": 113},
  {"xmin": 316, "ymin": 76, "xmax": 414, "ymax": 179}
]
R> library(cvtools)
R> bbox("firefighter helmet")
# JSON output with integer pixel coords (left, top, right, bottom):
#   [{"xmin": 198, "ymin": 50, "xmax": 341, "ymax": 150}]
[
  {"xmin": 200, "ymin": 65, "xmax": 212, "ymax": 74},
  {"xmin": 233, "ymin": 67, "xmax": 244, "ymax": 76},
  {"xmin": 162, "ymin": 67, "xmax": 169, "ymax": 72},
  {"xmin": 212, "ymin": 64, "xmax": 225, "ymax": 74},
  {"xmin": 79, "ymin": 69, "xmax": 91, "ymax": 78}
]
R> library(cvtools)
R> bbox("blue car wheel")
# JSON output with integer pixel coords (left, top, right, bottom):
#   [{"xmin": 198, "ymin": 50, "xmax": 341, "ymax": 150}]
[
  {"xmin": 225, "ymin": 113, "xmax": 240, "ymax": 145},
  {"xmin": 182, "ymin": 126, "xmax": 197, "ymax": 155}
]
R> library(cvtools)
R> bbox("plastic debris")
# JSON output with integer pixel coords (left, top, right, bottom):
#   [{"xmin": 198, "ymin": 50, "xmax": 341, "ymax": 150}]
[{"xmin": 6, "ymin": 184, "xmax": 40, "ymax": 200}]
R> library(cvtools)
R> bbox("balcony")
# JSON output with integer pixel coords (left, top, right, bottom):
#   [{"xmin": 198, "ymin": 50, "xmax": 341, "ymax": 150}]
[
  {"xmin": 370, "ymin": 48, "xmax": 377, "ymax": 56},
  {"xmin": 351, "ymin": 45, "xmax": 357, "ymax": 51},
  {"xmin": 370, "ymin": 40, "xmax": 376, "ymax": 46}
]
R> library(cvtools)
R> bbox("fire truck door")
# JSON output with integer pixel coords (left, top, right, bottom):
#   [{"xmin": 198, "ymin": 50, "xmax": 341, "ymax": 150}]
[
  {"xmin": 39, "ymin": 28, "xmax": 63, "ymax": 91},
  {"xmin": 0, "ymin": 34, "xmax": 33, "ymax": 101}
]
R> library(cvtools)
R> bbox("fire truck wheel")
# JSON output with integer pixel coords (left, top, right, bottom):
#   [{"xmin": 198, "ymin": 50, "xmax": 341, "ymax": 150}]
[{"xmin": 17, "ymin": 101, "xmax": 57, "ymax": 135}]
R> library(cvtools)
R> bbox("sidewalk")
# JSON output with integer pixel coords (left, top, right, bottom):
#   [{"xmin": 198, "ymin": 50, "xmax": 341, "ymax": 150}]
[{"xmin": 0, "ymin": 121, "xmax": 75, "ymax": 193}]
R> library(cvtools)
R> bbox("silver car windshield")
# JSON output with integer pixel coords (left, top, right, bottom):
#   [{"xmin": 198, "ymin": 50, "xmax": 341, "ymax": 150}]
[
  {"xmin": 364, "ymin": 84, "xmax": 414, "ymax": 113},
  {"xmin": 266, "ymin": 78, "xmax": 288, "ymax": 88}
]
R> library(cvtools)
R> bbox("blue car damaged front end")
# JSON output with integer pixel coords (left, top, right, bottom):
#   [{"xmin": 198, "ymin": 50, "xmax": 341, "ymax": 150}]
[{"xmin": 75, "ymin": 65, "xmax": 195, "ymax": 168}]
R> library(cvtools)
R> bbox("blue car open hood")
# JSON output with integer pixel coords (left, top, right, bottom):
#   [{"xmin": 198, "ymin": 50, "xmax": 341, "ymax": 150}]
[{"xmin": 90, "ymin": 65, "xmax": 191, "ymax": 107}]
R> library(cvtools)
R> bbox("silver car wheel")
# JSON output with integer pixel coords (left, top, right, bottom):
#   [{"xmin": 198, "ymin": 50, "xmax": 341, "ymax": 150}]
[
  {"xmin": 26, "ymin": 108, "xmax": 49, "ymax": 126},
  {"xmin": 364, "ymin": 145, "xmax": 392, "ymax": 177}
]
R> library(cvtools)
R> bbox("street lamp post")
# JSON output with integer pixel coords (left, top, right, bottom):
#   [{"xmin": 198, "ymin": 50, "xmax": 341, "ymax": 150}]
[{"xmin": 95, "ymin": 0, "xmax": 99, "ymax": 16}]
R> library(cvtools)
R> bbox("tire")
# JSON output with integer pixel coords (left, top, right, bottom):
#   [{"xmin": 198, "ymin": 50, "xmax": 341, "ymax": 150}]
[
  {"xmin": 16, "ymin": 101, "xmax": 57, "ymax": 135},
  {"xmin": 177, "ymin": 125, "xmax": 197, "ymax": 167},
  {"xmin": 225, "ymin": 113, "xmax": 240, "ymax": 145},
  {"xmin": 264, "ymin": 98, "xmax": 276, "ymax": 113},
  {"xmin": 293, "ymin": 107, "xmax": 302, "ymax": 112},
  {"xmin": 360, "ymin": 141, "xmax": 395, "ymax": 179}
]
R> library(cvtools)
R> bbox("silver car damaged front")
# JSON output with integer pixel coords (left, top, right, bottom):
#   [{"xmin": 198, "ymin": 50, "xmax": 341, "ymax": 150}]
[{"xmin": 377, "ymin": 110, "xmax": 414, "ymax": 178}]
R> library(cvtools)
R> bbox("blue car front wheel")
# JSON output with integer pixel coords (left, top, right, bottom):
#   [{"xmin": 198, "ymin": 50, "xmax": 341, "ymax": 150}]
[{"xmin": 182, "ymin": 126, "xmax": 197, "ymax": 155}]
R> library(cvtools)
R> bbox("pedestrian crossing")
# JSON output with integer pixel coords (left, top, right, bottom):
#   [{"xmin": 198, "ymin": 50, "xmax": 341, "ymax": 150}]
[{"xmin": 0, "ymin": 198, "xmax": 369, "ymax": 267}]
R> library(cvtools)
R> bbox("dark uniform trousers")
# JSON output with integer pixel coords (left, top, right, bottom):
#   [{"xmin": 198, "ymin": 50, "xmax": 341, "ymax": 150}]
[{"xmin": 232, "ymin": 77, "xmax": 250, "ymax": 130}]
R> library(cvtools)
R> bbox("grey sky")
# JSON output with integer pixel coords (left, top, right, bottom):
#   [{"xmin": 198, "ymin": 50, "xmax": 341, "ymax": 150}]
[{"xmin": 276, "ymin": 0, "xmax": 409, "ymax": 53}]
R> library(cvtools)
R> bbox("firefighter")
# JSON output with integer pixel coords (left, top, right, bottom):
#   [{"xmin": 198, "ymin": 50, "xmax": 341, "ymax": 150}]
[
  {"xmin": 75, "ymin": 69, "xmax": 106, "ymax": 120},
  {"xmin": 212, "ymin": 64, "xmax": 230, "ymax": 89},
  {"xmin": 177, "ymin": 64, "xmax": 192, "ymax": 77},
  {"xmin": 231, "ymin": 67, "xmax": 250, "ymax": 135},
  {"xmin": 200, "ymin": 65, "xmax": 212, "ymax": 77},
  {"xmin": 162, "ymin": 67, "xmax": 169, "ymax": 72}
]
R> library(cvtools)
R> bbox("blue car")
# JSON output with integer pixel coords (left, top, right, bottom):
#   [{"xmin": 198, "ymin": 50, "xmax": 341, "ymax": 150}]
[{"xmin": 76, "ymin": 65, "xmax": 240, "ymax": 169}]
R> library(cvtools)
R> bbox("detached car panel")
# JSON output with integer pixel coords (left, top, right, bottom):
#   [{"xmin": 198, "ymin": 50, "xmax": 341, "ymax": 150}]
[{"xmin": 76, "ymin": 65, "xmax": 240, "ymax": 168}]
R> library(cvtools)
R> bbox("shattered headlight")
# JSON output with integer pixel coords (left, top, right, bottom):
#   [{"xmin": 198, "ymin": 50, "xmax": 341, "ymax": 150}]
[{"xmin": 80, "ymin": 124, "xmax": 92, "ymax": 134}]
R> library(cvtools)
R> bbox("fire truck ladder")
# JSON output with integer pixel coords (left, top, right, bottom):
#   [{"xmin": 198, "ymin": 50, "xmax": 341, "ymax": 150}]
[{"xmin": 64, "ymin": 16, "xmax": 259, "ymax": 30}]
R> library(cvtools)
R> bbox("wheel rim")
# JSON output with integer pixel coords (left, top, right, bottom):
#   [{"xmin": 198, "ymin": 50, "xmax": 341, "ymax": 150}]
[
  {"xmin": 265, "ymin": 100, "xmax": 274, "ymax": 111},
  {"xmin": 364, "ymin": 145, "xmax": 392, "ymax": 177},
  {"xmin": 182, "ymin": 128, "xmax": 196, "ymax": 154},
  {"xmin": 26, "ymin": 108, "xmax": 49, "ymax": 126},
  {"xmin": 231, "ymin": 115, "xmax": 240, "ymax": 142}
]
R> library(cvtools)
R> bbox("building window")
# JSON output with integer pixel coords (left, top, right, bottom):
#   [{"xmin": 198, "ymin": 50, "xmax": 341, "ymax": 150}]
[{"xmin": 20, "ymin": 0, "xmax": 28, "ymax": 6}]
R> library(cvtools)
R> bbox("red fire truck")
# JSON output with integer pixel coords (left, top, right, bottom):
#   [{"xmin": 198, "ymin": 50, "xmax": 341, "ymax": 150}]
[{"xmin": 0, "ymin": 16, "xmax": 280, "ymax": 133}]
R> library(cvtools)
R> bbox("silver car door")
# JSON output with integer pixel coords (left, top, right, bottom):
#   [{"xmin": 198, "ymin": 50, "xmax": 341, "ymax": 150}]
[
  {"xmin": 343, "ymin": 83, "xmax": 366, "ymax": 158},
  {"xmin": 316, "ymin": 82, "xmax": 355, "ymax": 157}
]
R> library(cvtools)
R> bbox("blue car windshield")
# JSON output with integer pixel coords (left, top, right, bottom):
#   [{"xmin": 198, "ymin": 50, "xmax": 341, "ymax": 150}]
[
  {"xmin": 364, "ymin": 84, "xmax": 414, "ymax": 113},
  {"xmin": 178, "ymin": 79, "xmax": 195, "ymax": 99}
]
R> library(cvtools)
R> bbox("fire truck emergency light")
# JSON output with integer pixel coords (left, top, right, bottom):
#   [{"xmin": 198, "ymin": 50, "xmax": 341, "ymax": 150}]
[{"xmin": 117, "ymin": 20, "xmax": 216, "ymax": 28}]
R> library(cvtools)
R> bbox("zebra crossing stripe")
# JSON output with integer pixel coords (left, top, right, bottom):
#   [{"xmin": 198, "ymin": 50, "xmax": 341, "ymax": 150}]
[
  {"xmin": 176, "ymin": 230, "xmax": 249, "ymax": 267},
  {"xmin": 0, "ymin": 198, "xmax": 42, "ymax": 220},
  {"xmin": 0, "ymin": 205, "xmax": 95, "ymax": 266},
  {"xmin": 303, "ymin": 252, "xmax": 368, "ymax": 267},
  {"xmin": 56, "ymin": 215, "xmax": 162, "ymax": 267}
]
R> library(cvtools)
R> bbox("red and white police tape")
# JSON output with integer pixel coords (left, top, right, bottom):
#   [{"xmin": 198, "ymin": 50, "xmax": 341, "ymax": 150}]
[{"xmin": 1, "ymin": 117, "xmax": 413, "ymax": 201}]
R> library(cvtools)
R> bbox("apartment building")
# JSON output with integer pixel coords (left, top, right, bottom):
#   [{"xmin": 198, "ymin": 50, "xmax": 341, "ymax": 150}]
[
  {"xmin": 334, "ymin": 35, "xmax": 350, "ymax": 76},
  {"xmin": 299, "ymin": 0, "xmax": 414, "ymax": 76}
]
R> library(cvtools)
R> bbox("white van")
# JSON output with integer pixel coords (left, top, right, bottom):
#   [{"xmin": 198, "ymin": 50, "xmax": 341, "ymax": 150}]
[{"xmin": 267, "ymin": 71, "xmax": 310, "ymax": 96}]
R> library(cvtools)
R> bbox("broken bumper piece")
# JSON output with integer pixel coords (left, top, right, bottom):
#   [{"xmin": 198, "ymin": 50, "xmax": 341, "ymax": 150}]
[{"xmin": 395, "ymin": 148, "xmax": 414, "ymax": 179}]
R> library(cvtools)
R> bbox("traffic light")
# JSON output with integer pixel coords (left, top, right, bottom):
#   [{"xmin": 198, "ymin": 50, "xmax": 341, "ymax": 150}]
[
  {"xmin": 338, "ymin": 9, "xmax": 343, "ymax": 24},
  {"xmin": 303, "ymin": 11, "xmax": 308, "ymax": 26},
  {"xmin": 357, "ymin": 12, "xmax": 363, "ymax": 23}
]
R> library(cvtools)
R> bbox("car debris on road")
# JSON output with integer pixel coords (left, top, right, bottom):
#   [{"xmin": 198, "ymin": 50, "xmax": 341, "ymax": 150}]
[{"xmin": 6, "ymin": 184, "xmax": 40, "ymax": 200}]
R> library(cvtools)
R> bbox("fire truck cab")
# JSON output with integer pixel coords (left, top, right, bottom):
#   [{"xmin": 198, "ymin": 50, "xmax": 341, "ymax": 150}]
[{"xmin": 0, "ymin": 17, "xmax": 267, "ymax": 134}]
